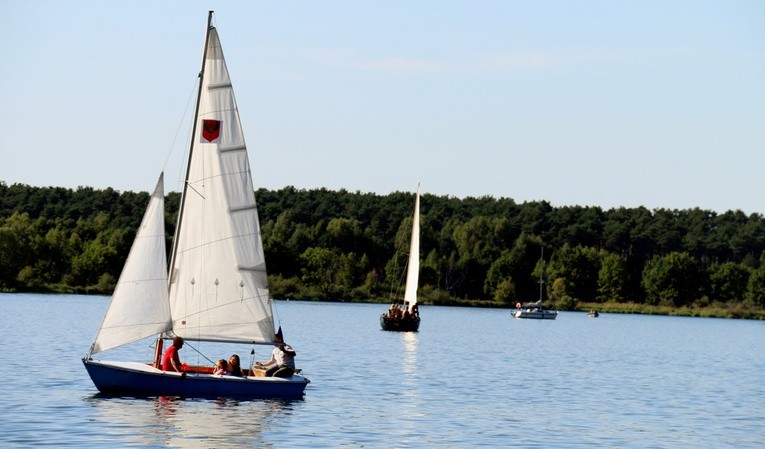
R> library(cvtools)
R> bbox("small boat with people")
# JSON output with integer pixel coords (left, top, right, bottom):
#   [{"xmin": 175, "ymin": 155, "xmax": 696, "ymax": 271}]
[
  {"xmin": 381, "ymin": 302, "xmax": 421, "ymax": 332},
  {"xmin": 512, "ymin": 248, "xmax": 558, "ymax": 320},
  {"xmin": 513, "ymin": 300, "xmax": 559, "ymax": 320},
  {"xmin": 380, "ymin": 185, "xmax": 422, "ymax": 332}
]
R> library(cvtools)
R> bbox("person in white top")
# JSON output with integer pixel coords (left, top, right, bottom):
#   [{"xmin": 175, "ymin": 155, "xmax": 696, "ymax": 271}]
[{"xmin": 255, "ymin": 327, "xmax": 296, "ymax": 378}]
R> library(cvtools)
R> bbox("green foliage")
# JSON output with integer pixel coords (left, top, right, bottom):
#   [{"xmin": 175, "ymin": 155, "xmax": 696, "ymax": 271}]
[
  {"xmin": 642, "ymin": 252, "xmax": 701, "ymax": 306},
  {"xmin": 598, "ymin": 252, "xmax": 627, "ymax": 302},
  {"xmin": 709, "ymin": 262, "xmax": 751, "ymax": 302},
  {"xmin": 747, "ymin": 266, "xmax": 765, "ymax": 308},
  {"xmin": 299, "ymin": 247, "xmax": 341, "ymax": 299},
  {"xmin": 556, "ymin": 294, "xmax": 577, "ymax": 311},
  {"xmin": 549, "ymin": 245, "xmax": 601, "ymax": 302},
  {"xmin": 551, "ymin": 277, "xmax": 566, "ymax": 302},
  {"xmin": 1, "ymin": 181, "xmax": 764, "ymax": 318},
  {"xmin": 268, "ymin": 274, "xmax": 305, "ymax": 300},
  {"xmin": 492, "ymin": 278, "xmax": 516, "ymax": 304},
  {"xmin": 0, "ymin": 212, "xmax": 34, "ymax": 289},
  {"xmin": 326, "ymin": 218, "xmax": 363, "ymax": 253},
  {"xmin": 484, "ymin": 234, "xmax": 541, "ymax": 300}
]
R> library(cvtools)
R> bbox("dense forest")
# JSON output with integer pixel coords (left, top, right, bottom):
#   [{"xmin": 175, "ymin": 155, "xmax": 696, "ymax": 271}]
[{"xmin": 2, "ymin": 181, "xmax": 764, "ymax": 318}]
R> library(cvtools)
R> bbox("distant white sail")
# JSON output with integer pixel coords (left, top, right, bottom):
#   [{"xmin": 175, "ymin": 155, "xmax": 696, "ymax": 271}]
[
  {"xmin": 403, "ymin": 185, "xmax": 420, "ymax": 307},
  {"xmin": 90, "ymin": 174, "xmax": 171, "ymax": 354}
]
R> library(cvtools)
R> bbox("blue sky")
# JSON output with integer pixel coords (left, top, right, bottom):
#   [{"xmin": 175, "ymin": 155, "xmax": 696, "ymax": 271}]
[{"xmin": 2, "ymin": 1, "xmax": 764, "ymax": 214}]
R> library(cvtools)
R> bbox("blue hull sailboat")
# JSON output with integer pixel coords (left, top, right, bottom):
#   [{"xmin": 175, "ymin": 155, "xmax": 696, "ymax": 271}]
[{"xmin": 82, "ymin": 11, "xmax": 309, "ymax": 399}]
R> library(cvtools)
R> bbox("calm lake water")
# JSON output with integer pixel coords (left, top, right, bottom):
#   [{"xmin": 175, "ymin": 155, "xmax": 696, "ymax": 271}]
[{"xmin": 0, "ymin": 293, "xmax": 763, "ymax": 448}]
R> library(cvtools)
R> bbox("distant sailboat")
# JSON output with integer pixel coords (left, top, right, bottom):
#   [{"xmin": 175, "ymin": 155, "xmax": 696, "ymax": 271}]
[
  {"xmin": 381, "ymin": 185, "xmax": 421, "ymax": 332},
  {"xmin": 82, "ymin": 11, "xmax": 309, "ymax": 398},
  {"xmin": 513, "ymin": 248, "xmax": 558, "ymax": 320}
]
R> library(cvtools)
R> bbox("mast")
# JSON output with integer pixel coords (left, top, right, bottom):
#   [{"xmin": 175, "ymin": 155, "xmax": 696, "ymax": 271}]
[
  {"xmin": 154, "ymin": 11, "xmax": 214, "ymax": 366},
  {"xmin": 168, "ymin": 10, "xmax": 215, "ymax": 281},
  {"xmin": 538, "ymin": 247, "xmax": 544, "ymax": 302}
]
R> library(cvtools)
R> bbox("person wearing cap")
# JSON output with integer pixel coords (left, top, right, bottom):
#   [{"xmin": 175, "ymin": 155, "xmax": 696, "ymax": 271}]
[{"xmin": 255, "ymin": 327, "xmax": 296, "ymax": 378}]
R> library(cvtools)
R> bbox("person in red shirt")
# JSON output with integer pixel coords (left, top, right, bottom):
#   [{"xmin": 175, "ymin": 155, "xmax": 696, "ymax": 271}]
[{"xmin": 162, "ymin": 336, "xmax": 184, "ymax": 372}]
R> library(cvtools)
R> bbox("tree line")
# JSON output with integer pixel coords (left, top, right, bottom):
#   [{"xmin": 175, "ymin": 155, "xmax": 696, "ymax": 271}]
[{"xmin": 1, "ymin": 181, "xmax": 764, "ymax": 316}]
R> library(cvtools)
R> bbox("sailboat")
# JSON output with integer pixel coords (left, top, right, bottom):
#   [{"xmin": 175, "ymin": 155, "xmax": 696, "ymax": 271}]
[
  {"xmin": 380, "ymin": 185, "xmax": 421, "ymax": 332},
  {"xmin": 513, "ymin": 248, "xmax": 558, "ymax": 320},
  {"xmin": 82, "ymin": 11, "xmax": 309, "ymax": 399}
]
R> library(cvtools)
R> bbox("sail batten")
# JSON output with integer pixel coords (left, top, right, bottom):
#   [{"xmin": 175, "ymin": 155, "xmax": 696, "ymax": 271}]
[
  {"xmin": 239, "ymin": 265, "xmax": 267, "ymax": 272},
  {"xmin": 219, "ymin": 144, "xmax": 247, "ymax": 153},
  {"xmin": 230, "ymin": 206, "xmax": 258, "ymax": 214},
  {"xmin": 208, "ymin": 82, "xmax": 233, "ymax": 90}
]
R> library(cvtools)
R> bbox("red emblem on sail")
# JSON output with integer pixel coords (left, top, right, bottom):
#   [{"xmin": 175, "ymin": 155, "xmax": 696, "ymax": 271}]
[{"xmin": 201, "ymin": 119, "xmax": 221, "ymax": 142}]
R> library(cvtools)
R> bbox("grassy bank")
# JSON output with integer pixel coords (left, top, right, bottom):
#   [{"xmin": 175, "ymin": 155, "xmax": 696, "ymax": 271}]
[{"xmin": 573, "ymin": 302, "xmax": 765, "ymax": 320}]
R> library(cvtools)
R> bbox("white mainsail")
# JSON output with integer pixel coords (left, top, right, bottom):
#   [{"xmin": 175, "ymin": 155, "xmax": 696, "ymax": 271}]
[
  {"xmin": 167, "ymin": 26, "xmax": 275, "ymax": 344},
  {"xmin": 403, "ymin": 185, "xmax": 420, "ymax": 307},
  {"xmin": 90, "ymin": 174, "xmax": 171, "ymax": 354}
]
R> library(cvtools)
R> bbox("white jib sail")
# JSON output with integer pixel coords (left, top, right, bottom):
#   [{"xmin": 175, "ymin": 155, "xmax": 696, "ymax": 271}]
[
  {"xmin": 90, "ymin": 173, "xmax": 171, "ymax": 354},
  {"xmin": 403, "ymin": 185, "xmax": 420, "ymax": 307},
  {"xmin": 167, "ymin": 26, "xmax": 275, "ymax": 344}
]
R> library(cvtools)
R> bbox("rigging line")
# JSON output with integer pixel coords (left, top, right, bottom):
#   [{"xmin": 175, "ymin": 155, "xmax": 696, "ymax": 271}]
[
  {"xmin": 388, "ymin": 222, "xmax": 412, "ymax": 300},
  {"xmin": 163, "ymin": 77, "xmax": 200, "ymax": 185},
  {"xmin": 185, "ymin": 180, "xmax": 206, "ymax": 200},
  {"xmin": 189, "ymin": 279, "xmax": 203, "ymax": 367},
  {"xmin": 387, "ymin": 193, "xmax": 418, "ymax": 299},
  {"xmin": 272, "ymin": 297, "xmax": 282, "ymax": 331},
  {"xmin": 182, "ymin": 340, "xmax": 216, "ymax": 366}
]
